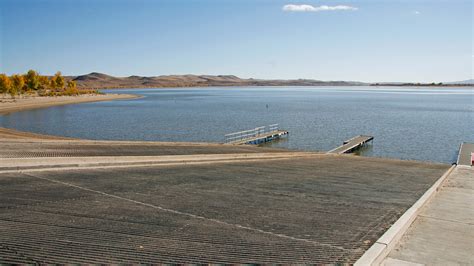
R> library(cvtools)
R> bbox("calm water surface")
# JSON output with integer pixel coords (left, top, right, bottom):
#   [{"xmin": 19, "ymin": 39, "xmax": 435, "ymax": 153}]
[{"xmin": 1, "ymin": 86, "xmax": 472, "ymax": 163}]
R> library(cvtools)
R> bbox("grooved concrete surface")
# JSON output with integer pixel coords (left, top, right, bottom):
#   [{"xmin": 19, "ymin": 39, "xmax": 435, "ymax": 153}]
[
  {"xmin": 385, "ymin": 167, "xmax": 474, "ymax": 265},
  {"xmin": 0, "ymin": 155, "xmax": 448, "ymax": 264},
  {"xmin": 0, "ymin": 140, "xmax": 288, "ymax": 158}
]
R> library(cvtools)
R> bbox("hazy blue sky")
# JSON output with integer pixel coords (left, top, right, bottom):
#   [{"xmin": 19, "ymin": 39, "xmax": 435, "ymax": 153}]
[{"xmin": 1, "ymin": 0, "xmax": 472, "ymax": 82}]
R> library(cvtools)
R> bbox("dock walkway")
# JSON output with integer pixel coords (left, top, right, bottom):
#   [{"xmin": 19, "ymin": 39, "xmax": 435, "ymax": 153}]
[
  {"xmin": 384, "ymin": 166, "xmax": 474, "ymax": 265},
  {"xmin": 328, "ymin": 135, "xmax": 374, "ymax": 154},
  {"xmin": 457, "ymin": 142, "xmax": 474, "ymax": 166}
]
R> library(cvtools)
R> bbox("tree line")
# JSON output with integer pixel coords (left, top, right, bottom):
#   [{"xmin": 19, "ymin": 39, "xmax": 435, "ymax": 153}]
[{"xmin": 0, "ymin": 70, "xmax": 96, "ymax": 97}]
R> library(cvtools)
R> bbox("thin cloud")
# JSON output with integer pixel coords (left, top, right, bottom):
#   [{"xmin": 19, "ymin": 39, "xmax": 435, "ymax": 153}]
[
  {"xmin": 282, "ymin": 4, "xmax": 358, "ymax": 12},
  {"xmin": 413, "ymin": 10, "xmax": 421, "ymax": 15}
]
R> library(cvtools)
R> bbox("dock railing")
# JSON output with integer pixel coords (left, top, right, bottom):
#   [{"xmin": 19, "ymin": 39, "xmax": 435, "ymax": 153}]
[{"xmin": 225, "ymin": 124, "xmax": 280, "ymax": 143}]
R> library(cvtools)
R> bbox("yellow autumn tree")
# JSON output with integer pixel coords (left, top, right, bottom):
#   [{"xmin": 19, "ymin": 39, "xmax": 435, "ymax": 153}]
[
  {"xmin": 38, "ymin": 75, "xmax": 50, "ymax": 91},
  {"xmin": 66, "ymin": 80, "xmax": 78, "ymax": 95},
  {"xmin": 0, "ymin": 74, "xmax": 12, "ymax": 94},
  {"xmin": 49, "ymin": 77, "xmax": 56, "ymax": 91},
  {"xmin": 25, "ymin": 70, "xmax": 40, "ymax": 91},
  {"xmin": 2, "ymin": 70, "xmax": 89, "ymax": 97},
  {"xmin": 53, "ymin": 71, "xmax": 65, "ymax": 91},
  {"xmin": 11, "ymin": 74, "xmax": 25, "ymax": 95}
]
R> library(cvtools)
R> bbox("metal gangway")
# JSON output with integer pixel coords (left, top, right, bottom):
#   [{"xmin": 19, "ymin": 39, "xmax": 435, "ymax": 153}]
[{"xmin": 224, "ymin": 124, "xmax": 288, "ymax": 145}]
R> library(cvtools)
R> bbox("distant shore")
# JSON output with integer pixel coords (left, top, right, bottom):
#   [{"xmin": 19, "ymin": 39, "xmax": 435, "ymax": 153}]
[
  {"xmin": 68, "ymin": 72, "xmax": 474, "ymax": 90},
  {"xmin": 0, "ymin": 93, "xmax": 139, "ymax": 115}
]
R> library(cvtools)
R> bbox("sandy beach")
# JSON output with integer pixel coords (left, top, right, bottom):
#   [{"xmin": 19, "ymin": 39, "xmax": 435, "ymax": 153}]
[{"xmin": 0, "ymin": 93, "xmax": 139, "ymax": 115}]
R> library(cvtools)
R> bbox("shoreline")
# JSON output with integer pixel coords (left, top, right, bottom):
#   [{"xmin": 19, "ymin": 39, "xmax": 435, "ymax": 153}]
[
  {"xmin": 0, "ymin": 93, "xmax": 140, "ymax": 140},
  {"xmin": 0, "ymin": 127, "xmax": 74, "ymax": 140},
  {"xmin": 98, "ymin": 84, "xmax": 474, "ymax": 90},
  {"xmin": 0, "ymin": 93, "xmax": 140, "ymax": 115}
]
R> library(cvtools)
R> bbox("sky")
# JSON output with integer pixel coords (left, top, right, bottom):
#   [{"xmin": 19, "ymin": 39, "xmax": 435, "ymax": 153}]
[{"xmin": 0, "ymin": 0, "xmax": 472, "ymax": 82}]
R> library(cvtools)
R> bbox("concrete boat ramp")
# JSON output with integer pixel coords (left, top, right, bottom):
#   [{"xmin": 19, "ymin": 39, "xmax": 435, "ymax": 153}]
[{"xmin": 0, "ymin": 134, "xmax": 472, "ymax": 264}]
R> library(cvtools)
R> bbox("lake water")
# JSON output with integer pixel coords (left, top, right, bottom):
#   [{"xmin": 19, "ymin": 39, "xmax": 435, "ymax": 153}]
[{"xmin": 1, "ymin": 87, "xmax": 472, "ymax": 163}]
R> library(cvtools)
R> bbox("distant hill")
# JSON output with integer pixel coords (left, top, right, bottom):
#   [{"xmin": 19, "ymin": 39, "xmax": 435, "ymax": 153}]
[
  {"xmin": 371, "ymin": 80, "xmax": 473, "ymax": 87},
  {"xmin": 445, "ymin": 79, "xmax": 474, "ymax": 85},
  {"xmin": 70, "ymin": 72, "xmax": 367, "ymax": 89}
]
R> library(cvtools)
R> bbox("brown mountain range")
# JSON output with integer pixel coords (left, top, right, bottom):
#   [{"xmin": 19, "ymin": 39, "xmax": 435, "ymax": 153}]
[{"xmin": 70, "ymin": 72, "xmax": 366, "ymax": 89}]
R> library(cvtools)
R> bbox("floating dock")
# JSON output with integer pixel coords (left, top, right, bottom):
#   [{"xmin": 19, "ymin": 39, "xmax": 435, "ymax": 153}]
[
  {"xmin": 328, "ymin": 135, "xmax": 374, "ymax": 154},
  {"xmin": 457, "ymin": 142, "xmax": 474, "ymax": 166},
  {"xmin": 225, "ymin": 124, "xmax": 289, "ymax": 145}
]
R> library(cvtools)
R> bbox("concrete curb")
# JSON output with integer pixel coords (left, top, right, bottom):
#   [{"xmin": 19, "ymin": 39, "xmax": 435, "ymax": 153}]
[{"xmin": 354, "ymin": 164, "xmax": 457, "ymax": 266}]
